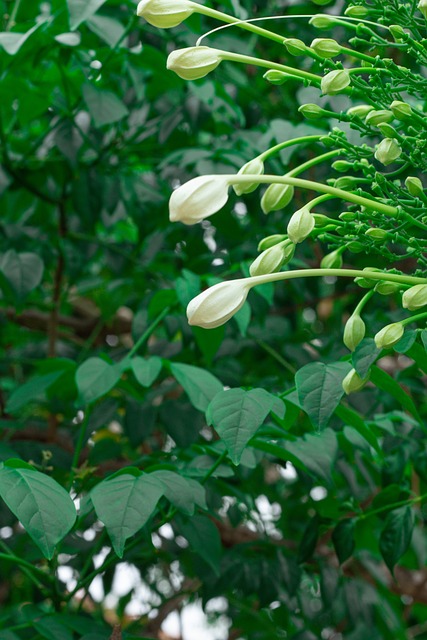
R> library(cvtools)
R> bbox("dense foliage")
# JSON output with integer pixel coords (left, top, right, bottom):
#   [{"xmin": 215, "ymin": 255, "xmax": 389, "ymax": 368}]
[{"xmin": 2, "ymin": 0, "xmax": 427, "ymax": 638}]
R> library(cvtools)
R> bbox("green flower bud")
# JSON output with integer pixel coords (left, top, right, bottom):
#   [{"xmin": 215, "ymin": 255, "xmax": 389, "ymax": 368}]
[
  {"xmin": 339, "ymin": 211, "xmax": 357, "ymax": 222},
  {"xmin": 298, "ymin": 103, "xmax": 326, "ymax": 120},
  {"xmin": 389, "ymin": 24, "xmax": 406, "ymax": 40},
  {"xmin": 405, "ymin": 176, "xmax": 424, "ymax": 197},
  {"xmin": 233, "ymin": 157, "xmax": 265, "ymax": 196},
  {"xmin": 263, "ymin": 70, "xmax": 290, "ymax": 85},
  {"xmin": 332, "ymin": 160, "xmax": 353, "ymax": 173},
  {"xmin": 249, "ymin": 243, "xmax": 286, "ymax": 277},
  {"xmin": 287, "ymin": 207, "xmax": 314, "ymax": 244},
  {"xmin": 343, "ymin": 314, "xmax": 365, "ymax": 351},
  {"xmin": 257, "ymin": 234, "xmax": 287, "ymax": 251},
  {"xmin": 311, "ymin": 0, "xmax": 332, "ymax": 5},
  {"xmin": 342, "ymin": 368, "xmax": 370, "ymax": 395},
  {"xmin": 344, "ymin": 5, "xmax": 369, "ymax": 16},
  {"xmin": 374, "ymin": 138, "xmax": 402, "ymax": 166},
  {"xmin": 374, "ymin": 322, "xmax": 404, "ymax": 349},
  {"xmin": 136, "ymin": 0, "xmax": 194, "ymax": 28},
  {"xmin": 312, "ymin": 213, "xmax": 332, "ymax": 227},
  {"xmin": 167, "ymin": 46, "xmax": 222, "ymax": 80},
  {"xmin": 402, "ymin": 284, "xmax": 427, "ymax": 310},
  {"xmin": 347, "ymin": 241, "xmax": 364, "ymax": 254},
  {"xmin": 334, "ymin": 176, "xmax": 359, "ymax": 190},
  {"xmin": 390, "ymin": 100, "xmax": 413, "ymax": 120},
  {"xmin": 377, "ymin": 123, "xmax": 398, "ymax": 138},
  {"xmin": 320, "ymin": 248, "xmax": 343, "ymax": 269},
  {"xmin": 310, "ymin": 38, "xmax": 341, "ymax": 58},
  {"xmin": 261, "ymin": 184, "xmax": 294, "ymax": 214},
  {"xmin": 321, "ymin": 69, "xmax": 351, "ymax": 95},
  {"xmin": 283, "ymin": 38, "xmax": 306, "ymax": 55},
  {"xmin": 354, "ymin": 267, "xmax": 382, "ymax": 289},
  {"xmin": 418, "ymin": 0, "xmax": 427, "ymax": 19},
  {"xmin": 374, "ymin": 281, "xmax": 401, "ymax": 295},
  {"xmin": 365, "ymin": 109, "xmax": 394, "ymax": 126},
  {"xmin": 347, "ymin": 104, "xmax": 374, "ymax": 118},
  {"xmin": 365, "ymin": 228, "xmax": 388, "ymax": 240},
  {"xmin": 309, "ymin": 15, "xmax": 336, "ymax": 28}
]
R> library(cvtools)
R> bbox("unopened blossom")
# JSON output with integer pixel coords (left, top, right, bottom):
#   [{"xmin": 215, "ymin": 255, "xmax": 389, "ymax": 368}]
[
  {"xmin": 169, "ymin": 175, "xmax": 230, "ymax": 224},
  {"xmin": 233, "ymin": 158, "xmax": 264, "ymax": 196},
  {"xmin": 287, "ymin": 207, "xmax": 314, "ymax": 243},
  {"xmin": 261, "ymin": 184, "xmax": 294, "ymax": 214},
  {"xmin": 167, "ymin": 47, "xmax": 222, "ymax": 80},
  {"xmin": 187, "ymin": 279, "xmax": 252, "ymax": 329},
  {"xmin": 374, "ymin": 138, "xmax": 402, "ymax": 166},
  {"xmin": 342, "ymin": 368, "xmax": 369, "ymax": 394},
  {"xmin": 321, "ymin": 69, "xmax": 350, "ymax": 95},
  {"xmin": 136, "ymin": 0, "xmax": 195, "ymax": 28},
  {"xmin": 374, "ymin": 322, "xmax": 404, "ymax": 349},
  {"xmin": 402, "ymin": 284, "xmax": 427, "ymax": 310},
  {"xmin": 343, "ymin": 314, "xmax": 365, "ymax": 352}
]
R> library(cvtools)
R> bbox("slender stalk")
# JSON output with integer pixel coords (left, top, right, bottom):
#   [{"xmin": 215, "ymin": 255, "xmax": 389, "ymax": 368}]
[
  {"xmin": 286, "ymin": 149, "xmax": 343, "ymax": 177},
  {"xmin": 128, "ymin": 306, "xmax": 171, "ymax": 358},
  {"xmin": 354, "ymin": 289, "xmax": 375, "ymax": 316},
  {"xmin": 221, "ymin": 51, "xmax": 321, "ymax": 85},
  {"xmin": 67, "ymin": 411, "xmax": 91, "ymax": 491},
  {"xmin": 258, "ymin": 135, "xmax": 324, "ymax": 162}
]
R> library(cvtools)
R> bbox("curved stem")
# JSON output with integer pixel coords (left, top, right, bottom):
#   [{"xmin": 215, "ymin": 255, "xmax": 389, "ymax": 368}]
[
  {"xmin": 220, "ymin": 51, "xmax": 321, "ymax": 85},
  {"xmin": 286, "ymin": 149, "xmax": 342, "ymax": 177},
  {"xmin": 354, "ymin": 289, "xmax": 375, "ymax": 316},
  {"xmin": 258, "ymin": 135, "xmax": 324, "ymax": 162}
]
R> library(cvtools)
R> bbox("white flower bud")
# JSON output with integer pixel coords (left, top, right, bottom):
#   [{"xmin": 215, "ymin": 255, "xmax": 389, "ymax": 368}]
[
  {"xmin": 321, "ymin": 69, "xmax": 351, "ymax": 95},
  {"xmin": 374, "ymin": 138, "xmax": 402, "ymax": 166},
  {"xmin": 167, "ymin": 47, "xmax": 222, "ymax": 80},
  {"xmin": 402, "ymin": 284, "xmax": 427, "ymax": 310},
  {"xmin": 136, "ymin": 0, "xmax": 194, "ymax": 28},
  {"xmin": 257, "ymin": 234, "xmax": 287, "ymax": 251},
  {"xmin": 390, "ymin": 100, "xmax": 413, "ymax": 120},
  {"xmin": 309, "ymin": 15, "xmax": 336, "ymax": 28},
  {"xmin": 249, "ymin": 241, "xmax": 294, "ymax": 277},
  {"xmin": 287, "ymin": 207, "xmax": 314, "ymax": 244},
  {"xmin": 347, "ymin": 104, "xmax": 374, "ymax": 118},
  {"xmin": 320, "ymin": 248, "xmax": 343, "ymax": 269},
  {"xmin": 233, "ymin": 158, "xmax": 264, "ymax": 196},
  {"xmin": 169, "ymin": 175, "xmax": 230, "ymax": 224},
  {"xmin": 374, "ymin": 322, "xmax": 404, "ymax": 349},
  {"xmin": 187, "ymin": 279, "xmax": 251, "ymax": 329},
  {"xmin": 418, "ymin": 0, "xmax": 427, "ymax": 19},
  {"xmin": 310, "ymin": 38, "xmax": 341, "ymax": 58},
  {"xmin": 405, "ymin": 176, "xmax": 424, "ymax": 197},
  {"xmin": 342, "ymin": 368, "xmax": 369, "ymax": 395},
  {"xmin": 343, "ymin": 314, "xmax": 365, "ymax": 352},
  {"xmin": 261, "ymin": 184, "xmax": 294, "ymax": 214},
  {"xmin": 365, "ymin": 109, "xmax": 394, "ymax": 126}
]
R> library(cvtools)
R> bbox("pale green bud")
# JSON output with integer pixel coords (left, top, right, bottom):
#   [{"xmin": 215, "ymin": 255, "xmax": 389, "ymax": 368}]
[
  {"xmin": 233, "ymin": 157, "xmax": 264, "ymax": 196},
  {"xmin": 347, "ymin": 241, "xmax": 364, "ymax": 253},
  {"xmin": 344, "ymin": 5, "xmax": 369, "ymax": 16},
  {"xmin": 249, "ymin": 241, "xmax": 295, "ymax": 276},
  {"xmin": 309, "ymin": 15, "xmax": 336, "ymax": 28},
  {"xmin": 402, "ymin": 284, "xmax": 427, "ymax": 310},
  {"xmin": 287, "ymin": 207, "xmax": 314, "ymax": 244},
  {"xmin": 312, "ymin": 214, "xmax": 332, "ymax": 227},
  {"xmin": 418, "ymin": 0, "xmax": 427, "ymax": 19},
  {"xmin": 263, "ymin": 70, "xmax": 290, "ymax": 85},
  {"xmin": 377, "ymin": 123, "xmax": 398, "ymax": 138},
  {"xmin": 339, "ymin": 211, "xmax": 357, "ymax": 222},
  {"xmin": 298, "ymin": 103, "xmax": 326, "ymax": 120},
  {"xmin": 167, "ymin": 46, "xmax": 222, "ymax": 80},
  {"xmin": 334, "ymin": 176, "xmax": 359, "ymax": 190},
  {"xmin": 169, "ymin": 175, "xmax": 229, "ymax": 224},
  {"xmin": 405, "ymin": 176, "xmax": 424, "ymax": 198},
  {"xmin": 187, "ymin": 279, "xmax": 251, "ymax": 329},
  {"xmin": 258, "ymin": 234, "xmax": 287, "ymax": 251},
  {"xmin": 390, "ymin": 100, "xmax": 413, "ymax": 120},
  {"xmin": 310, "ymin": 38, "xmax": 341, "ymax": 58},
  {"xmin": 365, "ymin": 228, "xmax": 388, "ymax": 240},
  {"xmin": 374, "ymin": 322, "xmax": 404, "ymax": 349},
  {"xmin": 374, "ymin": 138, "xmax": 402, "ymax": 166},
  {"xmin": 374, "ymin": 281, "xmax": 401, "ymax": 295},
  {"xmin": 354, "ymin": 267, "xmax": 382, "ymax": 289},
  {"xmin": 342, "ymin": 368, "xmax": 370, "ymax": 395},
  {"xmin": 389, "ymin": 24, "xmax": 406, "ymax": 40},
  {"xmin": 136, "ymin": 0, "xmax": 194, "ymax": 28},
  {"xmin": 261, "ymin": 184, "xmax": 294, "ymax": 214},
  {"xmin": 320, "ymin": 249, "xmax": 343, "ymax": 269},
  {"xmin": 321, "ymin": 69, "xmax": 351, "ymax": 95},
  {"xmin": 365, "ymin": 109, "xmax": 394, "ymax": 126},
  {"xmin": 332, "ymin": 160, "xmax": 353, "ymax": 173},
  {"xmin": 343, "ymin": 314, "xmax": 365, "ymax": 351},
  {"xmin": 347, "ymin": 104, "xmax": 374, "ymax": 118},
  {"xmin": 283, "ymin": 38, "xmax": 306, "ymax": 55}
]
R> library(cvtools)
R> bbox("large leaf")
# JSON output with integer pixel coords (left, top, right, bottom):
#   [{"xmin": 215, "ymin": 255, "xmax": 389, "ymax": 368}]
[
  {"xmin": 76, "ymin": 358, "xmax": 121, "ymax": 405},
  {"xmin": 379, "ymin": 506, "xmax": 414, "ymax": 573},
  {"xmin": 5, "ymin": 371, "xmax": 64, "ymax": 414},
  {"xmin": 206, "ymin": 388, "xmax": 285, "ymax": 464},
  {"xmin": 90, "ymin": 471, "xmax": 164, "ymax": 557},
  {"xmin": 0, "ymin": 460, "xmax": 76, "ymax": 559},
  {"xmin": 178, "ymin": 515, "xmax": 222, "ymax": 575},
  {"xmin": 0, "ymin": 250, "xmax": 44, "ymax": 299},
  {"xmin": 82, "ymin": 84, "xmax": 129, "ymax": 128},
  {"xmin": 170, "ymin": 362, "xmax": 223, "ymax": 412},
  {"xmin": 295, "ymin": 362, "xmax": 351, "ymax": 430},
  {"xmin": 370, "ymin": 365, "xmax": 422, "ymax": 423},
  {"xmin": 67, "ymin": 0, "xmax": 108, "ymax": 30},
  {"xmin": 332, "ymin": 519, "xmax": 355, "ymax": 565},
  {"xmin": 131, "ymin": 356, "xmax": 162, "ymax": 388},
  {"xmin": 149, "ymin": 470, "xmax": 206, "ymax": 515},
  {"xmin": 352, "ymin": 338, "xmax": 380, "ymax": 378}
]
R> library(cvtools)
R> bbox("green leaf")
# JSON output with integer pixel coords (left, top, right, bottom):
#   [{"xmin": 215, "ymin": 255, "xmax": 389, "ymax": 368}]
[
  {"xmin": 175, "ymin": 269, "xmax": 201, "ymax": 307},
  {"xmin": 76, "ymin": 358, "xmax": 121, "ymax": 405},
  {"xmin": 0, "ymin": 460, "xmax": 77, "ymax": 559},
  {"xmin": 283, "ymin": 428, "xmax": 338, "ymax": 483},
  {"xmin": 178, "ymin": 515, "xmax": 222, "ymax": 575},
  {"xmin": 332, "ymin": 519, "xmax": 355, "ymax": 564},
  {"xmin": 34, "ymin": 617, "xmax": 73, "ymax": 640},
  {"xmin": 0, "ymin": 22, "xmax": 44, "ymax": 55},
  {"xmin": 150, "ymin": 470, "xmax": 206, "ymax": 515},
  {"xmin": 131, "ymin": 356, "xmax": 162, "ymax": 388},
  {"xmin": 67, "ymin": 0, "xmax": 108, "ymax": 30},
  {"xmin": 207, "ymin": 388, "xmax": 285, "ymax": 464},
  {"xmin": 394, "ymin": 330, "xmax": 417, "ymax": 354},
  {"xmin": 86, "ymin": 15, "xmax": 126, "ymax": 47},
  {"xmin": 370, "ymin": 365, "xmax": 422, "ymax": 423},
  {"xmin": 372, "ymin": 484, "xmax": 411, "ymax": 513},
  {"xmin": 379, "ymin": 506, "xmax": 414, "ymax": 573},
  {"xmin": 82, "ymin": 84, "xmax": 129, "ymax": 128},
  {"xmin": 335, "ymin": 404, "xmax": 381, "ymax": 455},
  {"xmin": 298, "ymin": 515, "xmax": 319, "ymax": 563},
  {"xmin": 0, "ymin": 250, "xmax": 44, "ymax": 299},
  {"xmin": 295, "ymin": 362, "xmax": 351, "ymax": 430},
  {"xmin": 233, "ymin": 301, "xmax": 251, "ymax": 337},
  {"xmin": 5, "ymin": 371, "xmax": 64, "ymax": 414},
  {"xmin": 90, "ymin": 473, "xmax": 164, "ymax": 557},
  {"xmin": 352, "ymin": 338, "xmax": 380, "ymax": 378},
  {"xmin": 192, "ymin": 325, "xmax": 225, "ymax": 364},
  {"xmin": 170, "ymin": 362, "xmax": 223, "ymax": 412}
]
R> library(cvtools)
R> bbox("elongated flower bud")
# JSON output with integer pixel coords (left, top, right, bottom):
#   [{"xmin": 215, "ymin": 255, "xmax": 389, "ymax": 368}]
[
  {"xmin": 261, "ymin": 184, "xmax": 294, "ymax": 214},
  {"xmin": 298, "ymin": 104, "xmax": 326, "ymax": 120},
  {"xmin": 264, "ymin": 70, "xmax": 290, "ymax": 85},
  {"xmin": 374, "ymin": 281, "xmax": 401, "ymax": 295},
  {"xmin": 321, "ymin": 249, "xmax": 343, "ymax": 269},
  {"xmin": 347, "ymin": 105, "xmax": 373, "ymax": 118},
  {"xmin": 309, "ymin": 15, "xmax": 336, "ymax": 28},
  {"xmin": 167, "ymin": 47, "xmax": 222, "ymax": 80},
  {"xmin": 374, "ymin": 138, "xmax": 402, "ymax": 166},
  {"xmin": 310, "ymin": 38, "xmax": 341, "ymax": 58},
  {"xmin": 187, "ymin": 279, "xmax": 251, "ymax": 328},
  {"xmin": 233, "ymin": 158, "xmax": 264, "ymax": 196},
  {"xmin": 287, "ymin": 207, "xmax": 314, "ymax": 244},
  {"xmin": 390, "ymin": 100, "xmax": 412, "ymax": 120},
  {"xmin": 342, "ymin": 368, "xmax": 369, "ymax": 395},
  {"xmin": 402, "ymin": 284, "xmax": 427, "ymax": 310},
  {"xmin": 258, "ymin": 234, "xmax": 287, "ymax": 251},
  {"xmin": 374, "ymin": 322, "xmax": 404, "ymax": 349},
  {"xmin": 136, "ymin": 0, "xmax": 194, "ymax": 28},
  {"xmin": 365, "ymin": 109, "xmax": 394, "ymax": 126},
  {"xmin": 365, "ymin": 228, "xmax": 388, "ymax": 241},
  {"xmin": 169, "ymin": 175, "xmax": 229, "ymax": 224},
  {"xmin": 377, "ymin": 123, "xmax": 398, "ymax": 138},
  {"xmin": 343, "ymin": 314, "xmax": 365, "ymax": 351},
  {"xmin": 321, "ymin": 69, "xmax": 350, "ymax": 95},
  {"xmin": 249, "ymin": 241, "xmax": 295, "ymax": 277},
  {"xmin": 344, "ymin": 5, "xmax": 369, "ymax": 16},
  {"xmin": 283, "ymin": 38, "xmax": 306, "ymax": 55},
  {"xmin": 405, "ymin": 176, "xmax": 424, "ymax": 197}
]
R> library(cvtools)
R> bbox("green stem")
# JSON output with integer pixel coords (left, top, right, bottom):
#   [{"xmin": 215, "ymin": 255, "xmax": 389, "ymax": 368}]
[
  {"xmin": 258, "ymin": 135, "xmax": 324, "ymax": 162},
  {"xmin": 287, "ymin": 149, "xmax": 342, "ymax": 177},
  {"xmin": 128, "ymin": 306, "xmax": 171, "ymax": 358},
  {"xmin": 401, "ymin": 311, "xmax": 427, "ymax": 327},
  {"xmin": 340, "ymin": 45, "xmax": 376, "ymax": 64},
  {"xmin": 201, "ymin": 450, "xmax": 228, "ymax": 484},
  {"xmin": 6, "ymin": 0, "xmax": 22, "ymax": 30},
  {"xmin": 67, "ymin": 410, "xmax": 91, "ymax": 492},
  {"xmin": 0, "ymin": 550, "xmax": 52, "ymax": 586},
  {"xmin": 359, "ymin": 491, "xmax": 427, "ymax": 521},
  {"xmin": 220, "ymin": 51, "xmax": 321, "ymax": 85},
  {"xmin": 354, "ymin": 289, "xmax": 375, "ymax": 316}
]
